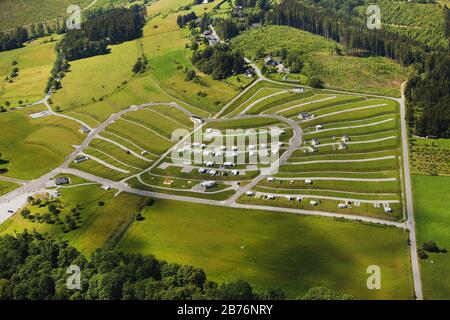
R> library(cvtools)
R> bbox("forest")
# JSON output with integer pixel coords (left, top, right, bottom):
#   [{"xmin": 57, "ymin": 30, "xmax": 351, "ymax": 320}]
[
  {"xmin": 254, "ymin": 0, "xmax": 449, "ymax": 137},
  {"xmin": 191, "ymin": 44, "xmax": 246, "ymax": 79},
  {"xmin": 58, "ymin": 5, "xmax": 147, "ymax": 61},
  {"xmin": 0, "ymin": 232, "xmax": 352, "ymax": 300}
]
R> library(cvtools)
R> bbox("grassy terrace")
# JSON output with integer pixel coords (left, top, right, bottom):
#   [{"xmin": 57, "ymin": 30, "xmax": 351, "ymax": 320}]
[
  {"xmin": 128, "ymin": 177, "xmax": 235, "ymax": 201},
  {"xmin": 117, "ymin": 200, "xmax": 413, "ymax": 299},
  {"xmin": 237, "ymin": 195, "xmax": 402, "ymax": 221},
  {"xmin": 150, "ymin": 165, "xmax": 259, "ymax": 182}
]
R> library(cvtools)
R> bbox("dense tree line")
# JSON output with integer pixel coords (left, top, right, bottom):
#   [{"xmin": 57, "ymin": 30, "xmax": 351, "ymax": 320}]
[
  {"xmin": 0, "ymin": 232, "xmax": 352, "ymax": 300},
  {"xmin": 0, "ymin": 232, "xmax": 282, "ymax": 300},
  {"xmin": 82, "ymin": 6, "xmax": 147, "ymax": 44},
  {"xmin": 214, "ymin": 19, "xmax": 242, "ymax": 40},
  {"xmin": 0, "ymin": 27, "xmax": 28, "ymax": 52},
  {"xmin": 191, "ymin": 44, "xmax": 246, "ymax": 79},
  {"xmin": 177, "ymin": 12, "xmax": 197, "ymax": 28},
  {"xmin": 58, "ymin": 5, "xmax": 147, "ymax": 61},
  {"xmin": 405, "ymin": 52, "xmax": 450, "ymax": 138}
]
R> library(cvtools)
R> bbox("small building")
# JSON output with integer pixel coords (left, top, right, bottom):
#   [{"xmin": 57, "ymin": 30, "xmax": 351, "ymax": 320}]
[
  {"xmin": 191, "ymin": 116, "xmax": 204, "ymax": 125},
  {"xmin": 264, "ymin": 56, "xmax": 278, "ymax": 66},
  {"xmin": 292, "ymin": 88, "xmax": 305, "ymax": 93},
  {"xmin": 341, "ymin": 134, "xmax": 350, "ymax": 142},
  {"xmin": 223, "ymin": 162, "xmax": 235, "ymax": 168},
  {"xmin": 304, "ymin": 179, "xmax": 312, "ymax": 185},
  {"xmin": 384, "ymin": 207, "xmax": 393, "ymax": 213},
  {"xmin": 201, "ymin": 180, "xmax": 217, "ymax": 191},
  {"xmin": 205, "ymin": 161, "xmax": 215, "ymax": 167},
  {"xmin": 311, "ymin": 138, "xmax": 320, "ymax": 146},
  {"xmin": 304, "ymin": 146, "xmax": 318, "ymax": 153},
  {"xmin": 79, "ymin": 126, "xmax": 90, "ymax": 134},
  {"xmin": 338, "ymin": 203, "xmax": 347, "ymax": 209},
  {"xmin": 337, "ymin": 142, "xmax": 348, "ymax": 150},
  {"xmin": 298, "ymin": 112, "xmax": 310, "ymax": 120},
  {"xmin": 74, "ymin": 155, "xmax": 88, "ymax": 164},
  {"xmin": 245, "ymin": 68, "xmax": 255, "ymax": 77},
  {"xmin": 55, "ymin": 177, "xmax": 70, "ymax": 185}
]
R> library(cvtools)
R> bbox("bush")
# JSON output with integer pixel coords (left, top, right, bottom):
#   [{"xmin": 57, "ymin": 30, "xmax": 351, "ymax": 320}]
[
  {"xmin": 417, "ymin": 249, "xmax": 428, "ymax": 259},
  {"xmin": 422, "ymin": 241, "xmax": 441, "ymax": 253}
]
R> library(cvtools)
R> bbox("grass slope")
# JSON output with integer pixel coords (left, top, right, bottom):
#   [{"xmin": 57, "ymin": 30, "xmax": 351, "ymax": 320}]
[
  {"xmin": 0, "ymin": 0, "xmax": 92, "ymax": 31},
  {"xmin": 231, "ymin": 26, "xmax": 409, "ymax": 97},
  {"xmin": 117, "ymin": 200, "xmax": 413, "ymax": 299},
  {"xmin": 0, "ymin": 36, "xmax": 58, "ymax": 108},
  {"xmin": 0, "ymin": 184, "xmax": 147, "ymax": 256}
]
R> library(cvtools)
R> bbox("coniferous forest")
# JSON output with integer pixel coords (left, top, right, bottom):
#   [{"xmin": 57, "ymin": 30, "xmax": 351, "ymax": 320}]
[
  {"xmin": 267, "ymin": 0, "xmax": 450, "ymax": 137},
  {"xmin": 58, "ymin": 5, "xmax": 147, "ymax": 61}
]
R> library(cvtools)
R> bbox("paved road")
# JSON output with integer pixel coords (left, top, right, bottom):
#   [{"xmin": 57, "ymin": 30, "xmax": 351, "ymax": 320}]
[
  {"xmin": 398, "ymin": 82, "xmax": 423, "ymax": 300},
  {"xmin": 0, "ymin": 176, "xmax": 29, "ymax": 185},
  {"xmin": 275, "ymin": 177, "xmax": 397, "ymax": 182}
]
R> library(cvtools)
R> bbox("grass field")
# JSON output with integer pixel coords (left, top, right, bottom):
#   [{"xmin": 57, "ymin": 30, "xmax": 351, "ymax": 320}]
[
  {"xmin": 0, "ymin": 36, "xmax": 58, "ymax": 108},
  {"xmin": 117, "ymin": 200, "xmax": 413, "ymax": 299},
  {"xmin": 0, "ymin": 105, "xmax": 83, "ymax": 179},
  {"xmin": 355, "ymin": 0, "xmax": 448, "ymax": 48},
  {"xmin": 0, "ymin": 184, "xmax": 148, "ymax": 256},
  {"xmin": 231, "ymin": 26, "xmax": 410, "ymax": 97},
  {"xmin": 0, "ymin": 0, "xmax": 92, "ymax": 31},
  {"xmin": 0, "ymin": 180, "xmax": 19, "ymax": 196},
  {"xmin": 413, "ymin": 174, "xmax": 450, "ymax": 300}
]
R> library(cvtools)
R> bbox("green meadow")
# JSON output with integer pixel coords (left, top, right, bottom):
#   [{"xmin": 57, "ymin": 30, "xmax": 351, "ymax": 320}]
[
  {"xmin": 0, "ymin": 36, "xmax": 58, "ymax": 108},
  {"xmin": 0, "ymin": 105, "xmax": 83, "ymax": 179},
  {"xmin": 117, "ymin": 200, "xmax": 413, "ymax": 299},
  {"xmin": 0, "ymin": 184, "xmax": 148, "ymax": 256},
  {"xmin": 413, "ymin": 174, "xmax": 450, "ymax": 300},
  {"xmin": 0, "ymin": 180, "xmax": 19, "ymax": 196}
]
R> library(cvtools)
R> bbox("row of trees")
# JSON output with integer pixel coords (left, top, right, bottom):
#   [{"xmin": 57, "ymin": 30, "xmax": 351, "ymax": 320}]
[
  {"xmin": 0, "ymin": 231, "xmax": 352, "ymax": 300},
  {"xmin": 191, "ymin": 44, "xmax": 246, "ymax": 79},
  {"xmin": 0, "ymin": 18, "xmax": 68, "ymax": 53}
]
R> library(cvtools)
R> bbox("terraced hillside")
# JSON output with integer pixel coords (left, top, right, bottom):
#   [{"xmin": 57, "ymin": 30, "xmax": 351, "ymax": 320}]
[{"xmin": 228, "ymin": 81, "xmax": 405, "ymax": 222}]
